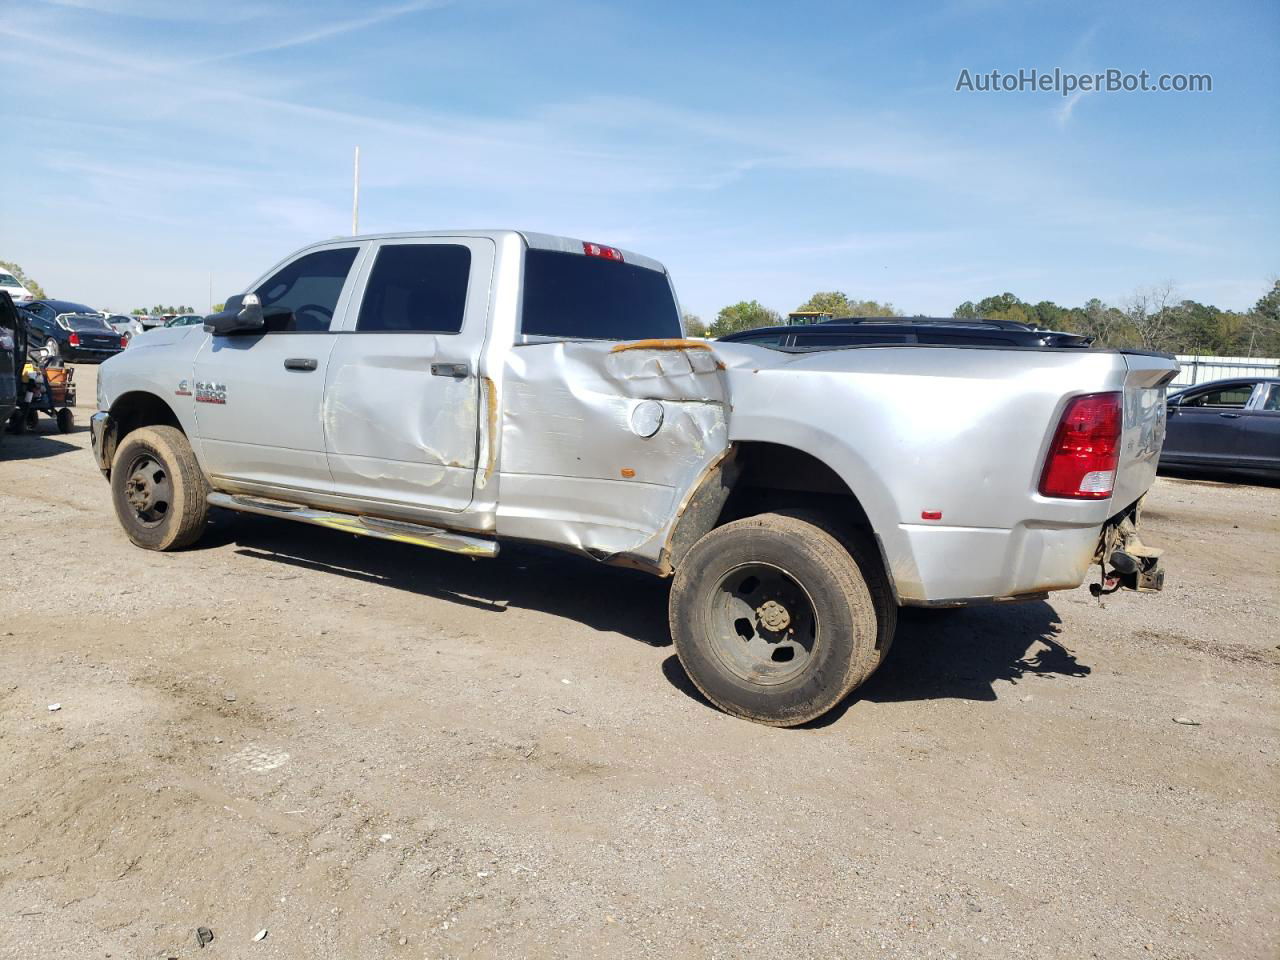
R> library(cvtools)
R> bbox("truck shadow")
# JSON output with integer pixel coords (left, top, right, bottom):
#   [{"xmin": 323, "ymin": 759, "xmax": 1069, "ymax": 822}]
[
  {"xmin": 213, "ymin": 509, "xmax": 674, "ymax": 647},
  {"xmin": 214, "ymin": 510, "xmax": 1091, "ymax": 721},
  {"xmin": 662, "ymin": 600, "xmax": 1090, "ymax": 726}
]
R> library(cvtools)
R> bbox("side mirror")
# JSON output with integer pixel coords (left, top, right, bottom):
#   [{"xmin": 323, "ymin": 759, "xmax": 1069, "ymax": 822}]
[{"xmin": 205, "ymin": 293, "xmax": 265, "ymax": 336}]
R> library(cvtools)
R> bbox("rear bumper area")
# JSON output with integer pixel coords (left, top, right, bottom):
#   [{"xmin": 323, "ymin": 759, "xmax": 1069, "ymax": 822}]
[
  {"xmin": 893, "ymin": 521, "xmax": 1100, "ymax": 605},
  {"xmin": 893, "ymin": 503, "xmax": 1165, "ymax": 606}
]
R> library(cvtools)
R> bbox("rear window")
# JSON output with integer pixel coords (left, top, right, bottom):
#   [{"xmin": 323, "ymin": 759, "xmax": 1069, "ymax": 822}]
[
  {"xmin": 64, "ymin": 315, "xmax": 113, "ymax": 332},
  {"xmin": 520, "ymin": 249, "xmax": 680, "ymax": 340}
]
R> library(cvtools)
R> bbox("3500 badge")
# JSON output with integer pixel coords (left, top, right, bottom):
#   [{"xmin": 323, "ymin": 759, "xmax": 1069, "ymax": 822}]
[{"xmin": 194, "ymin": 381, "xmax": 227, "ymax": 405}]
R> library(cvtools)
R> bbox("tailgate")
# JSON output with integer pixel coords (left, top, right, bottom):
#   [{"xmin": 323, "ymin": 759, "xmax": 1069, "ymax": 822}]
[{"xmin": 1112, "ymin": 352, "xmax": 1180, "ymax": 508}]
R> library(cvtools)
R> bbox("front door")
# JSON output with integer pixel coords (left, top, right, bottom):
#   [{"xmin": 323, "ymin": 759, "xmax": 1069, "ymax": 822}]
[
  {"xmin": 192, "ymin": 244, "xmax": 365, "ymax": 492},
  {"xmin": 323, "ymin": 237, "xmax": 494, "ymax": 512}
]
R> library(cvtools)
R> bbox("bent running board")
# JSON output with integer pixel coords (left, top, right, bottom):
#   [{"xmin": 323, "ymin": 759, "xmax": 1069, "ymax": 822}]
[{"xmin": 206, "ymin": 492, "xmax": 498, "ymax": 558}]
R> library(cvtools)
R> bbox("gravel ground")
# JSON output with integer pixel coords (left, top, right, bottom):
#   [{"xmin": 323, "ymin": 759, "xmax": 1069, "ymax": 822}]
[{"xmin": 1, "ymin": 365, "xmax": 1277, "ymax": 960}]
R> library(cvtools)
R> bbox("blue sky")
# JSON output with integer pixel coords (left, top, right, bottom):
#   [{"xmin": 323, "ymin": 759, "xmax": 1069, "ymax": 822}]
[{"xmin": 1, "ymin": 0, "xmax": 1276, "ymax": 319}]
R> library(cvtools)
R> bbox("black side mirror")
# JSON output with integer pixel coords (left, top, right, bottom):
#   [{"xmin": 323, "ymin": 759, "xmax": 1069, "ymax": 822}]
[{"xmin": 205, "ymin": 293, "xmax": 266, "ymax": 336}]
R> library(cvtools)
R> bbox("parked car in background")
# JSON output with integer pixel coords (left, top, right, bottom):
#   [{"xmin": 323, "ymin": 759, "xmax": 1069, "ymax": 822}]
[
  {"xmin": 20, "ymin": 299, "xmax": 126, "ymax": 362},
  {"xmin": 165, "ymin": 314, "xmax": 206, "ymax": 328},
  {"xmin": 718, "ymin": 317, "xmax": 1094, "ymax": 349},
  {"xmin": 105, "ymin": 314, "xmax": 146, "ymax": 339},
  {"xmin": 137, "ymin": 315, "xmax": 167, "ymax": 331},
  {"xmin": 0, "ymin": 270, "xmax": 34, "ymax": 304},
  {"xmin": 1, "ymin": 292, "xmax": 25, "ymax": 440},
  {"xmin": 1160, "ymin": 377, "xmax": 1280, "ymax": 480}
]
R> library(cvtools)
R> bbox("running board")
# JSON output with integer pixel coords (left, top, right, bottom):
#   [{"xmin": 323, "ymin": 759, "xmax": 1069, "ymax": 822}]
[{"xmin": 206, "ymin": 492, "xmax": 498, "ymax": 558}]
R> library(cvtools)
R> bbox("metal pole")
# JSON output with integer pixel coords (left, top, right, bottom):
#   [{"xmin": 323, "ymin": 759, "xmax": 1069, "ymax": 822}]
[{"xmin": 352, "ymin": 146, "xmax": 360, "ymax": 236}]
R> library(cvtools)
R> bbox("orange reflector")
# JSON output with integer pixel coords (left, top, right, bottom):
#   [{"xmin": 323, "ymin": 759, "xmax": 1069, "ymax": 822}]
[{"xmin": 621, "ymin": 468, "xmax": 636, "ymax": 478}]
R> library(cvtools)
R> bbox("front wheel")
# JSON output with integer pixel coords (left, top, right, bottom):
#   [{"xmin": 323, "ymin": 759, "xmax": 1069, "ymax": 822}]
[
  {"xmin": 109, "ymin": 425, "xmax": 210, "ymax": 550},
  {"xmin": 669, "ymin": 512, "xmax": 895, "ymax": 727}
]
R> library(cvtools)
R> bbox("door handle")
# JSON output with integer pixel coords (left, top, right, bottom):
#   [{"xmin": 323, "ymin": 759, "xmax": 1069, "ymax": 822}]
[
  {"xmin": 1218, "ymin": 412, "xmax": 1241, "ymax": 419},
  {"xmin": 431, "ymin": 362, "xmax": 470, "ymax": 378},
  {"xmin": 283, "ymin": 357, "xmax": 318, "ymax": 371}
]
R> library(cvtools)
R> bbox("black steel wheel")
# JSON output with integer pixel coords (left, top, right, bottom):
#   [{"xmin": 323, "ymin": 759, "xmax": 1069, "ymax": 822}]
[
  {"xmin": 109, "ymin": 425, "xmax": 210, "ymax": 550},
  {"xmin": 670, "ymin": 512, "xmax": 895, "ymax": 726}
]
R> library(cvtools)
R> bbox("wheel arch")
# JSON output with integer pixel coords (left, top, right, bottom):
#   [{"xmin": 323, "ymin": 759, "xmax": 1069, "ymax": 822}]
[
  {"xmin": 663, "ymin": 438, "xmax": 905, "ymax": 604},
  {"xmin": 101, "ymin": 390, "xmax": 185, "ymax": 477}
]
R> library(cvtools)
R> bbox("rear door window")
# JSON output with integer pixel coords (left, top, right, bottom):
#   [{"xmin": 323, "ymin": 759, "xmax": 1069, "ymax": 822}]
[
  {"xmin": 520, "ymin": 249, "xmax": 680, "ymax": 340},
  {"xmin": 357, "ymin": 244, "xmax": 471, "ymax": 333},
  {"xmin": 255, "ymin": 247, "xmax": 359, "ymax": 332}
]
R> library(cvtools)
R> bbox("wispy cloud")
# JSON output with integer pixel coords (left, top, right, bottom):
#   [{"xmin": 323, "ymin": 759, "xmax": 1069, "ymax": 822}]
[
  {"xmin": 193, "ymin": 0, "xmax": 452, "ymax": 64},
  {"xmin": 1055, "ymin": 89, "xmax": 1090, "ymax": 127}
]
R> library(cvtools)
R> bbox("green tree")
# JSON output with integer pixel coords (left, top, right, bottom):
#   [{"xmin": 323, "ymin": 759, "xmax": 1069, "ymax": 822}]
[
  {"xmin": 796, "ymin": 291, "xmax": 897, "ymax": 318},
  {"xmin": 709, "ymin": 300, "xmax": 781, "ymax": 337},
  {"xmin": 681, "ymin": 312, "xmax": 706, "ymax": 335},
  {"xmin": 0, "ymin": 261, "xmax": 47, "ymax": 299},
  {"xmin": 953, "ymin": 292, "xmax": 1033, "ymax": 325}
]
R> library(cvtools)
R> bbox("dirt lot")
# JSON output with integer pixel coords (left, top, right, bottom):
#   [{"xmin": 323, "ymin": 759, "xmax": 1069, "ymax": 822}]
[{"xmin": 2, "ymin": 364, "xmax": 1277, "ymax": 960}]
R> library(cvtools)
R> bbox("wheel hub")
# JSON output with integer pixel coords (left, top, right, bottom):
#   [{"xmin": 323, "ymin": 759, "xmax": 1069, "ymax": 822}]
[
  {"xmin": 757, "ymin": 599, "xmax": 791, "ymax": 632},
  {"xmin": 122, "ymin": 454, "xmax": 172, "ymax": 526},
  {"xmin": 705, "ymin": 562, "xmax": 819, "ymax": 685}
]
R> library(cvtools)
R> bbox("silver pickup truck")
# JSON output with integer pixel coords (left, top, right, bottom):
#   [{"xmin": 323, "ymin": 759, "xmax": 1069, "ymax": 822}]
[{"xmin": 91, "ymin": 230, "xmax": 1176, "ymax": 726}]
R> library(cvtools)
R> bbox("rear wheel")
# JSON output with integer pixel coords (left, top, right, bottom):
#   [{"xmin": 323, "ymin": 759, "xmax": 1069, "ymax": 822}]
[
  {"xmin": 110, "ymin": 425, "xmax": 210, "ymax": 550},
  {"xmin": 55, "ymin": 408, "xmax": 73, "ymax": 433},
  {"xmin": 669, "ymin": 512, "xmax": 895, "ymax": 726}
]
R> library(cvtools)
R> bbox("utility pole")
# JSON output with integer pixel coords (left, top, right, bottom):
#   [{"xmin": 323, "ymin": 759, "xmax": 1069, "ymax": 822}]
[{"xmin": 352, "ymin": 145, "xmax": 360, "ymax": 236}]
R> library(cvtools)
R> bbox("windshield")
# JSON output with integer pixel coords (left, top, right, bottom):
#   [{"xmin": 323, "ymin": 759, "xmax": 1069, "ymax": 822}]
[
  {"xmin": 63, "ymin": 315, "xmax": 114, "ymax": 332},
  {"xmin": 520, "ymin": 249, "xmax": 681, "ymax": 341},
  {"xmin": 0, "ymin": 273, "xmax": 20, "ymax": 286}
]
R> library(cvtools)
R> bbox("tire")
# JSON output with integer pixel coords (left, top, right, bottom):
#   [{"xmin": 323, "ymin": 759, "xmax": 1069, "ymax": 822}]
[
  {"xmin": 56, "ymin": 408, "xmax": 73, "ymax": 434},
  {"xmin": 24, "ymin": 408, "xmax": 38, "ymax": 432},
  {"xmin": 669, "ymin": 512, "xmax": 896, "ymax": 727},
  {"xmin": 109, "ymin": 425, "xmax": 210, "ymax": 550}
]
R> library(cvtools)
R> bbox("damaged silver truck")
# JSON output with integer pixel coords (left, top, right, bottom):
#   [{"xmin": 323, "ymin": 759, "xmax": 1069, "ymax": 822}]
[{"xmin": 90, "ymin": 231, "xmax": 1177, "ymax": 726}]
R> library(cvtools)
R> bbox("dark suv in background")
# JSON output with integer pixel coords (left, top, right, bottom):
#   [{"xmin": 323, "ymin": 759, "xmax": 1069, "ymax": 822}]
[
  {"xmin": 19, "ymin": 299, "xmax": 127, "ymax": 362},
  {"xmin": 717, "ymin": 316, "xmax": 1094, "ymax": 350}
]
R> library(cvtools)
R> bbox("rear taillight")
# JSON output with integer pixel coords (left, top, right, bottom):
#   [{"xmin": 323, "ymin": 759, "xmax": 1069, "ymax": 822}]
[
  {"xmin": 582, "ymin": 241, "xmax": 624, "ymax": 262},
  {"xmin": 68, "ymin": 332, "xmax": 81, "ymax": 347},
  {"xmin": 120, "ymin": 335, "xmax": 129, "ymax": 348},
  {"xmin": 1039, "ymin": 392, "xmax": 1123, "ymax": 499}
]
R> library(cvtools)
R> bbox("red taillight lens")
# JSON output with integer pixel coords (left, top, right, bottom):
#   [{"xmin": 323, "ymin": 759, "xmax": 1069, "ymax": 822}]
[
  {"xmin": 582, "ymin": 241, "xmax": 624, "ymax": 262},
  {"xmin": 120, "ymin": 335, "xmax": 129, "ymax": 348},
  {"xmin": 68, "ymin": 332, "xmax": 81, "ymax": 346},
  {"xmin": 1039, "ymin": 392, "xmax": 1123, "ymax": 499}
]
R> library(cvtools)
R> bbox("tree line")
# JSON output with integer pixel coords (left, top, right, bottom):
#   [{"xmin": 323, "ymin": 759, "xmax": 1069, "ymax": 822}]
[
  {"xmin": 131, "ymin": 305, "xmax": 197, "ymax": 316},
  {"xmin": 696, "ymin": 281, "xmax": 1280, "ymax": 356}
]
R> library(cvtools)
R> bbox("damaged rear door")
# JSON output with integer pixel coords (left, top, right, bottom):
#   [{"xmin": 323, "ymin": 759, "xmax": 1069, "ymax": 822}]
[{"xmin": 322, "ymin": 237, "xmax": 495, "ymax": 512}]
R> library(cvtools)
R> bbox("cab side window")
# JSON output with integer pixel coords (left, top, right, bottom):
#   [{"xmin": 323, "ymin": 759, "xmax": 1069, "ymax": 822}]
[
  {"xmin": 255, "ymin": 247, "xmax": 358, "ymax": 333},
  {"xmin": 356, "ymin": 244, "xmax": 471, "ymax": 333},
  {"xmin": 1263, "ymin": 385, "xmax": 1280, "ymax": 412}
]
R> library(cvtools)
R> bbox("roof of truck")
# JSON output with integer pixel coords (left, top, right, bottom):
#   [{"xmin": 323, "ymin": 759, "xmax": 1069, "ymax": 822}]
[{"xmin": 305, "ymin": 230, "xmax": 668, "ymax": 274}]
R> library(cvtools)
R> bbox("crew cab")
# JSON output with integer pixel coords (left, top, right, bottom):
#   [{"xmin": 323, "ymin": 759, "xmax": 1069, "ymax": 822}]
[{"xmin": 90, "ymin": 230, "xmax": 1177, "ymax": 726}]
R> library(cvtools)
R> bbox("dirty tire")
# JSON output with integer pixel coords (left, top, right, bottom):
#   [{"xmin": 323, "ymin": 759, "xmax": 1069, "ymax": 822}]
[
  {"xmin": 772, "ymin": 509, "xmax": 898, "ymax": 668},
  {"xmin": 669, "ymin": 512, "xmax": 893, "ymax": 727},
  {"xmin": 110, "ymin": 425, "xmax": 210, "ymax": 551},
  {"xmin": 56, "ymin": 407, "xmax": 74, "ymax": 434}
]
